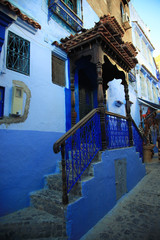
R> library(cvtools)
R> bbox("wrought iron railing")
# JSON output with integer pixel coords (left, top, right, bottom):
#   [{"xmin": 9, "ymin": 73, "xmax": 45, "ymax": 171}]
[
  {"xmin": 65, "ymin": 112, "xmax": 102, "ymax": 193},
  {"xmin": 105, "ymin": 112, "xmax": 130, "ymax": 149},
  {"xmin": 53, "ymin": 109, "xmax": 144, "ymax": 204},
  {"xmin": 48, "ymin": 0, "xmax": 83, "ymax": 32},
  {"xmin": 53, "ymin": 109, "xmax": 102, "ymax": 204}
]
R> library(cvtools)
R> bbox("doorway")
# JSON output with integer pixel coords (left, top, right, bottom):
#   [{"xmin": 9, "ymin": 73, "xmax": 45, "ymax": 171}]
[
  {"xmin": 78, "ymin": 69, "xmax": 95, "ymax": 120},
  {"xmin": 115, "ymin": 158, "xmax": 127, "ymax": 200}
]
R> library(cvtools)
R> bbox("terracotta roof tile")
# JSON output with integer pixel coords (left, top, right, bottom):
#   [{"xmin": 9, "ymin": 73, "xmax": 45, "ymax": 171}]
[
  {"xmin": 53, "ymin": 15, "xmax": 138, "ymax": 71},
  {"xmin": 0, "ymin": 0, "xmax": 41, "ymax": 29}
]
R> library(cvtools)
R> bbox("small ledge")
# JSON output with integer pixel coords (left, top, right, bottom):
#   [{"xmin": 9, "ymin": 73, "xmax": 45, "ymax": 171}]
[
  {"xmin": 9, "ymin": 113, "xmax": 21, "ymax": 118},
  {"xmin": 15, "ymin": 17, "xmax": 38, "ymax": 35}
]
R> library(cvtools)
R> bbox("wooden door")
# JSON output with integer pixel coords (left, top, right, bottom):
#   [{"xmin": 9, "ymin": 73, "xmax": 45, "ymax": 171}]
[{"xmin": 79, "ymin": 86, "xmax": 93, "ymax": 120}]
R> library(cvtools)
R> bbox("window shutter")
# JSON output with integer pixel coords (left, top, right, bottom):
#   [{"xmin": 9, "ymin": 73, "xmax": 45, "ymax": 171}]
[{"xmin": 52, "ymin": 54, "xmax": 65, "ymax": 87}]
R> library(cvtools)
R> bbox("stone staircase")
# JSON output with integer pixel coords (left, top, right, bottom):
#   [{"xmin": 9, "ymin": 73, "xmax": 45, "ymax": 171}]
[{"xmin": 0, "ymin": 154, "xmax": 100, "ymax": 240}]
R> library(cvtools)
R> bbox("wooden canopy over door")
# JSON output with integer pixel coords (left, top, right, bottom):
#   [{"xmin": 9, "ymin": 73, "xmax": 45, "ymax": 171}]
[{"xmin": 53, "ymin": 14, "xmax": 138, "ymax": 148}]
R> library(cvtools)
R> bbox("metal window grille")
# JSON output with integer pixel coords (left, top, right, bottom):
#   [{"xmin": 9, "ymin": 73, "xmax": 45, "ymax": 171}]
[{"xmin": 6, "ymin": 31, "xmax": 30, "ymax": 75}]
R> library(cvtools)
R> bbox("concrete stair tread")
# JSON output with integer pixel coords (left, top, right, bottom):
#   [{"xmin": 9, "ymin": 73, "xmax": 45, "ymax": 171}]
[
  {"xmin": 30, "ymin": 189, "xmax": 80, "ymax": 218},
  {"xmin": 30, "ymin": 189, "xmax": 79, "ymax": 203},
  {"xmin": 0, "ymin": 207, "xmax": 62, "ymax": 224},
  {"xmin": 30, "ymin": 189, "xmax": 63, "ymax": 203},
  {"xmin": 0, "ymin": 207, "xmax": 67, "ymax": 239},
  {"xmin": 27, "ymin": 238, "xmax": 68, "ymax": 240}
]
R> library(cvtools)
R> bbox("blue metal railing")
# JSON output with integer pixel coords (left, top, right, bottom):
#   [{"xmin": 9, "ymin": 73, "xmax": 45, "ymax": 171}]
[
  {"xmin": 65, "ymin": 112, "xmax": 102, "ymax": 193},
  {"xmin": 132, "ymin": 122, "xmax": 143, "ymax": 159},
  {"xmin": 53, "ymin": 109, "xmax": 144, "ymax": 203},
  {"xmin": 48, "ymin": 0, "xmax": 83, "ymax": 32},
  {"xmin": 105, "ymin": 113, "xmax": 130, "ymax": 149}
]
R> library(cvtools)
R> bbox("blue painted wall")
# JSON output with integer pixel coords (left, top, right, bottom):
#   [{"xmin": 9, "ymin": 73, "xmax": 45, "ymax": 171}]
[
  {"xmin": 0, "ymin": 0, "xmax": 100, "ymax": 218},
  {"xmin": 0, "ymin": 12, "xmax": 14, "ymax": 54},
  {"xmin": 66, "ymin": 147, "xmax": 146, "ymax": 240},
  {"xmin": 0, "ymin": 129, "xmax": 63, "ymax": 216}
]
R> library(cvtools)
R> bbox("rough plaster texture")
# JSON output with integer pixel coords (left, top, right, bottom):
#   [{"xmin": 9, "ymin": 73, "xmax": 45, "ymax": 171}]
[{"xmin": 0, "ymin": 80, "xmax": 31, "ymax": 125}]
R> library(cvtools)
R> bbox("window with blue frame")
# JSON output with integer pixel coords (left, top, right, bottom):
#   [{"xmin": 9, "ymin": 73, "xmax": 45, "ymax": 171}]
[
  {"xmin": 48, "ymin": 0, "xmax": 83, "ymax": 32},
  {"xmin": 6, "ymin": 31, "xmax": 30, "ymax": 75},
  {"xmin": 63, "ymin": 0, "xmax": 74, "ymax": 11}
]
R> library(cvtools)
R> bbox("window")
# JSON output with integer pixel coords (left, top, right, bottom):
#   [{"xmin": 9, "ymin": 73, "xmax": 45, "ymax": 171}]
[
  {"xmin": 63, "ymin": 0, "xmax": 74, "ymax": 11},
  {"xmin": 147, "ymin": 78, "xmax": 152, "ymax": 101},
  {"xmin": 142, "ymin": 39, "xmax": 147, "ymax": 58},
  {"xmin": 52, "ymin": 54, "xmax": 65, "ymax": 87},
  {"xmin": 48, "ymin": 0, "xmax": 82, "ymax": 32},
  {"xmin": 120, "ymin": 2, "xmax": 125, "ymax": 18},
  {"xmin": 6, "ymin": 31, "xmax": 30, "ymax": 75},
  {"xmin": 140, "ymin": 71, "xmax": 147, "ymax": 97},
  {"xmin": 134, "ymin": 29, "xmax": 141, "ymax": 50},
  {"xmin": 153, "ymin": 84, "xmax": 158, "ymax": 103},
  {"xmin": 148, "ymin": 49, "xmax": 153, "ymax": 65}
]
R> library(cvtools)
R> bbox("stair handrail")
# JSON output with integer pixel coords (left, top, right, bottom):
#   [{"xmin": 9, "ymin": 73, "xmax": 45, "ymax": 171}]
[
  {"xmin": 131, "ymin": 118, "xmax": 147, "ymax": 143},
  {"xmin": 53, "ymin": 108, "xmax": 100, "ymax": 154},
  {"xmin": 105, "ymin": 111, "xmax": 128, "ymax": 120},
  {"xmin": 131, "ymin": 119, "xmax": 143, "ymax": 138}
]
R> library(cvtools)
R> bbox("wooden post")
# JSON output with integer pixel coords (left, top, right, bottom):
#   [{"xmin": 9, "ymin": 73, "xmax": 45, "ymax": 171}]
[
  {"xmin": 140, "ymin": 105, "xmax": 143, "ymax": 127},
  {"xmin": 71, "ymin": 73, "xmax": 77, "ymax": 127},
  {"xmin": 158, "ymin": 137, "xmax": 160, "ymax": 161},
  {"xmin": 96, "ymin": 61, "xmax": 107, "ymax": 150},
  {"xmin": 124, "ymin": 82, "xmax": 133, "ymax": 146},
  {"xmin": 61, "ymin": 142, "xmax": 68, "ymax": 205}
]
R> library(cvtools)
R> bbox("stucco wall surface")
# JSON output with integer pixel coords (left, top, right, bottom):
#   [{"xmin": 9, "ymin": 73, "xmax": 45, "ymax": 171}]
[
  {"xmin": 66, "ymin": 147, "xmax": 146, "ymax": 240},
  {"xmin": 0, "ymin": 22, "xmax": 68, "ymax": 133},
  {"xmin": 86, "ymin": 0, "xmax": 132, "ymax": 42},
  {"xmin": 0, "ymin": 0, "xmax": 101, "ymax": 217},
  {"xmin": 0, "ymin": 129, "xmax": 63, "ymax": 216},
  {"xmin": 107, "ymin": 79, "xmax": 126, "ymax": 116}
]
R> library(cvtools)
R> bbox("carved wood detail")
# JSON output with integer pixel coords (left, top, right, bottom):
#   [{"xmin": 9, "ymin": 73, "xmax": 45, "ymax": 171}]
[
  {"xmin": 124, "ymin": 83, "xmax": 133, "ymax": 146},
  {"xmin": 96, "ymin": 59, "xmax": 107, "ymax": 150}
]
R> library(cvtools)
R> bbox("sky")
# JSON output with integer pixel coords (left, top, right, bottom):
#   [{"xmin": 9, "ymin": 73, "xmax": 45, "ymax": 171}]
[{"xmin": 132, "ymin": 0, "xmax": 160, "ymax": 57}]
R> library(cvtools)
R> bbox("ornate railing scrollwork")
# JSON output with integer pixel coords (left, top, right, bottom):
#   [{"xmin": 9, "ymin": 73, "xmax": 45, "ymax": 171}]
[
  {"xmin": 105, "ymin": 112, "xmax": 130, "ymax": 149},
  {"xmin": 53, "ymin": 109, "xmax": 144, "ymax": 204}
]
